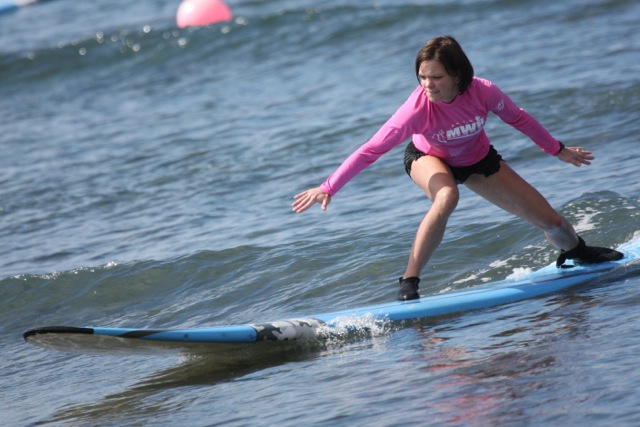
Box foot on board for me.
[556,236,624,268]
[397,276,420,301]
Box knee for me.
[432,186,459,215]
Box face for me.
[418,60,459,103]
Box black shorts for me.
[404,141,503,184]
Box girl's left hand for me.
[557,146,594,167]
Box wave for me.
[4,191,638,334]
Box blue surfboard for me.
[23,236,640,355]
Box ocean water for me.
[2,0,640,425]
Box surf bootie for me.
[556,236,623,268]
[397,276,420,301]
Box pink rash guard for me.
[319,77,562,196]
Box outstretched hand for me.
[292,188,331,213]
[557,146,594,167]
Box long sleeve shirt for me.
[319,77,562,196]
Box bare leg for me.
[463,161,579,251]
[403,155,459,278]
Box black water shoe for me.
[397,276,420,301]
[556,236,624,268]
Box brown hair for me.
[415,36,474,94]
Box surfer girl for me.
[293,36,622,300]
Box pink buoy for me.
[176,0,233,28]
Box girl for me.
[293,36,622,300]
